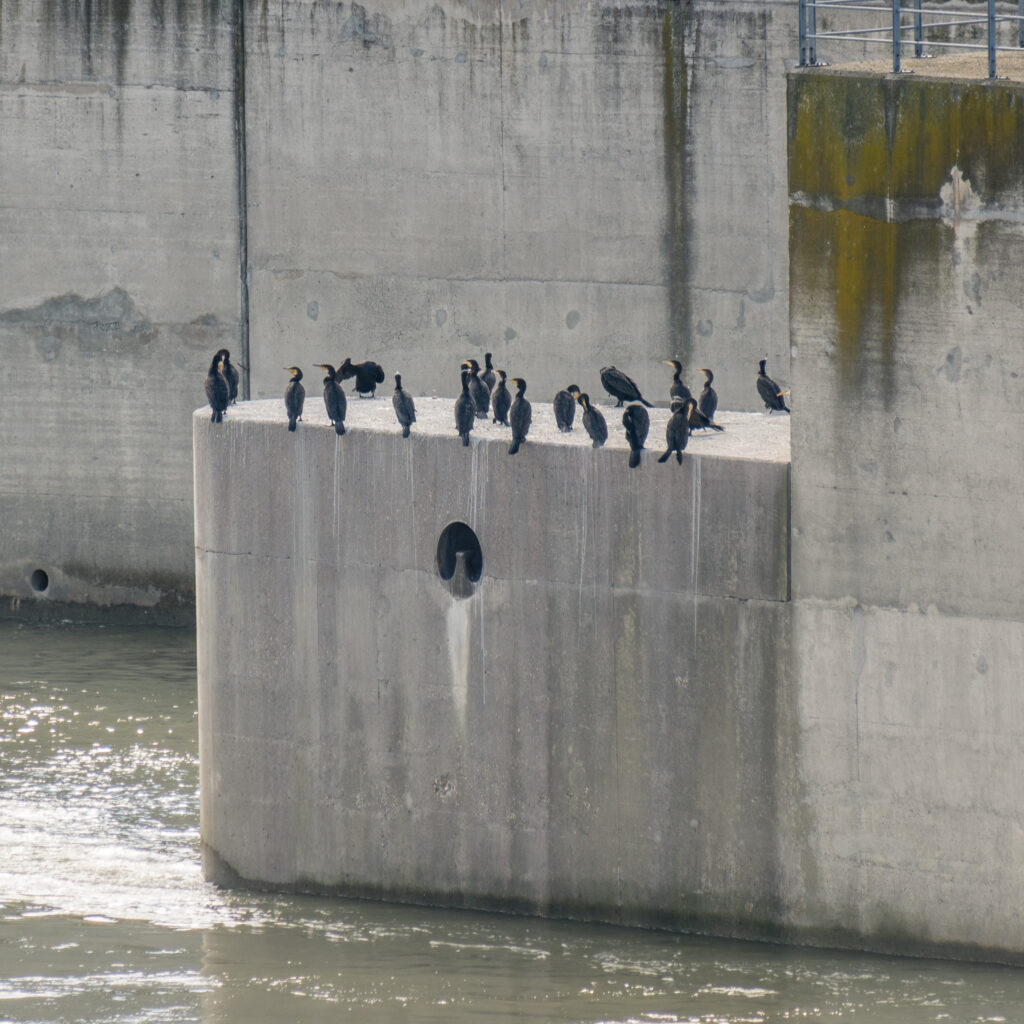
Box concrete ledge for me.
[195,397,791,933]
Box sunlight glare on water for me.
[1,621,1023,1024]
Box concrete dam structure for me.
[1,0,792,615]
[197,63,1024,964]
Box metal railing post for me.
[988,0,996,77]
[799,0,807,66]
[892,0,902,72]
[1019,0,1024,48]
[808,0,818,64]
[914,0,923,57]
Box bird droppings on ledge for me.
[198,397,791,464]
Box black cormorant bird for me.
[284,366,305,431]
[205,350,229,423]
[218,348,240,404]
[658,398,694,464]
[576,392,608,448]
[508,378,532,455]
[553,384,581,432]
[481,352,496,392]
[622,403,650,469]
[697,367,718,424]
[491,369,511,426]
[338,357,385,398]
[688,403,724,432]
[664,359,692,404]
[600,365,653,408]
[455,370,475,446]
[315,363,346,435]
[462,359,490,418]
[392,373,416,438]
[757,358,790,413]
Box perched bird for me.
[481,352,496,392]
[622,403,650,469]
[601,365,654,408]
[220,348,241,404]
[455,370,476,446]
[664,359,692,404]
[757,358,790,413]
[658,397,694,464]
[392,373,416,438]
[553,384,581,432]
[462,359,490,418]
[508,378,532,455]
[338,357,385,398]
[491,369,511,426]
[315,363,346,436]
[576,392,608,449]
[284,366,305,432]
[688,402,724,432]
[697,367,718,424]
[205,350,229,423]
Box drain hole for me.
[436,522,482,594]
[30,569,49,593]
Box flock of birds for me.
[205,348,790,468]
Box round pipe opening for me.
[29,569,50,593]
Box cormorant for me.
[757,358,790,413]
[491,369,511,426]
[481,352,496,393]
[392,373,416,438]
[664,359,692,404]
[553,384,581,432]
[315,363,346,435]
[658,398,694,464]
[205,350,229,423]
[219,348,240,404]
[284,366,305,431]
[455,370,475,446]
[462,359,490,418]
[622,403,650,469]
[338,357,386,398]
[697,367,718,424]
[508,378,532,455]
[576,392,608,448]
[688,402,724,432]
[600,365,654,408]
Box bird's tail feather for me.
[710,423,725,432]
[676,451,683,464]
[640,398,654,409]
[288,420,297,432]
[461,433,470,447]
[629,449,641,469]
[657,450,670,463]
[335,422,346,436]
[402,425,410,438]
[508,438,521,455]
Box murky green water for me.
[1,622,1022,1023]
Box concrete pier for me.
[196,398,792,935]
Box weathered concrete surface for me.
[0,1,242,615]
[244,0,793,413]
[784,69,1024,961]
[196,399,792,935]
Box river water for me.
[1,621,1022,1024]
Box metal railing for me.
[798,0,1024,77]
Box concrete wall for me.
[244,0,793,412]
[1,0,795,615]
[784,68,1024,961]
[195,401,793,935]
[0,0,242,616]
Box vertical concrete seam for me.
[234,0,251,398]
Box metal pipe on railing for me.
[799,0,807,65]
[1019,0,1024,47]
[914,0,923,57]
[988,0,996,76]
[809,0,818,64]
[892,0,902,71]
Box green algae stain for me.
[663,6,692,367]
[789,71,1024,408]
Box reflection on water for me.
[1,621,1023,1023]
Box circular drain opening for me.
[30,569,50,593]
[436,522,482,598]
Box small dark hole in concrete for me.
[436,522,482,588]
[30,569,49,593]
